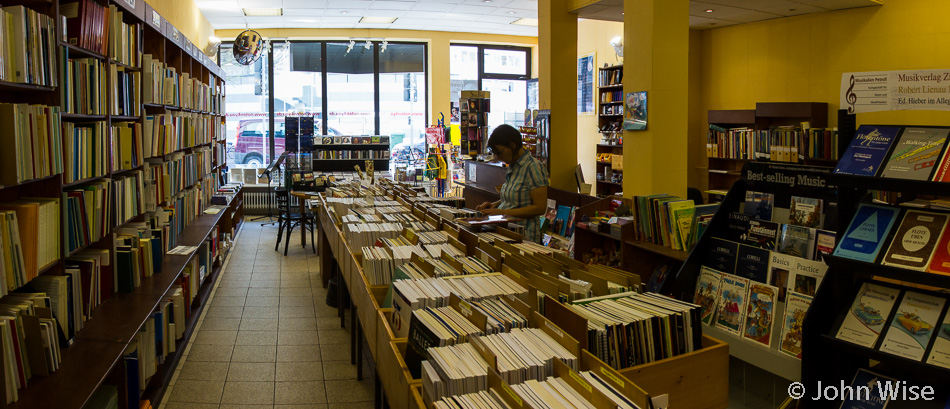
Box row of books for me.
[0,293,64,404]
[836,281,950,369]
[599,67,622,86]
[113,122,143,172]
[188,77,223,114]
[143,112,216,158]
[600,90,623,103]
[63,121,108,183]
[600,104,623,116]
[317,135,391,145]
[143,149,211,208]
[567,292,701,369]
[0,104,64,186]
[314,150,390,160]
[0,6,58,86]
[836,125,950,182]
[835,204,950,275]
[110,66,141,117]
[0,199,60,281]
[107,4,140,68]
[64,180,111,254]
[142,54,180,107]
[706,124,840,162]
[113,171,144,226]
[631,194,719,252]
[62,56,107,115]
[343,222,402,249]
[61,0,109,56]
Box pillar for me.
[429,37,451,126]
[539,0,578,191]
[622,0,690,197]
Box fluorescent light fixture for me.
[292,19,318,23]
[209,36,221,43]
[359,16,397,24]
[511,18,538,26]
[243,8,282,16]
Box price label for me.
[151,11,160,28]
[123,0,135,8]
[569,371,592,393]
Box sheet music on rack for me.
[344,223,402,249]
[567,292,702,370]
[341,213,381,223]
[476,232,520,245]
[416,231,450,245]
[424,243,465,258]
[362,246,426,285]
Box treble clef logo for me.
[846,74,858,113]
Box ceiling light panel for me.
[359,16,398,23]
[511,17,538,26]
[243,7,282,16]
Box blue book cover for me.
[555,205,571,236]
[736,244,770,283]
[703,238,739,273]
[838,368,895,409]
[835,125,902,176]
[834,204,899,262]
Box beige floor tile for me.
[274,404,328,409]
[324,379,373,403]
[206,306,244,319]
[280,264,311,273]
[245,296,281,307]
[248,288,282,297]
[237,330,279,345]
[187,344,234,362]
[219,405,273,409]
[220,273,253,281]
[277,345,322,362]
[214,288,250,297]
[314,317,339,331]
[231,345,278,362]
[252,271,281,280]
[279,295,313,307]
[274,381,326,405]
[218,280,251,289]
[194,330,238,345]
[225,265,256,273]
[178,361,230,381]
[164,402,220,409]
[313,305,339,318]
[222,381,275,405]
[167,379,225,403]
[275,361,323,382]
[321,360,357,380]
[227,362,277,382]
[318,347,351,362]
[241,318,280,331]
[317,329,349,345]
[250,279,281,288]
[201,318,242,331]
[211,296,247,307]
[279,272,309,281]
[279,306,315,318]
[244,306,280,319]
[279,317,318,331]
[277,330,319,346]
[280,278,312,288]
[329,402,375,409]
[280,288,313,297]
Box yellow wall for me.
[147,0,214,50]
[687,29,704,192]
[577,19,624,183]
[701,0,950,128]
[216,28,538,127]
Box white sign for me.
[841,69,950,114]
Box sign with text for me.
[842,69,950,114]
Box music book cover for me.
[742,218,780,250]
[787,257,828,298]
[927,223,950,276]
[838,368,897,409]
[882,210,948,271]
[778,224,816,260]
[834,204,900,263]
[815,229,837,262]
[768,251,795,303]
[789,196,823,229]
[780,292,812,359]
[925,309,950,369]
[744,191,774,221]
[724,212,751,243]
[835,125,902,177]
[836,282,901,348]
[703,238,739,274]
[736,244,770,283]
[742,283,778,348]
[881,126,950,181]
[879,291,946,361]
[715,274,750,336]
[694,267,723,325]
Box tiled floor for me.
[160,219,375,409]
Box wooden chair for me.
[274,188,316,255]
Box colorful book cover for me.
[667,200,695,251]
[879,291,947,361]
[703,238,739,274]
[736,244,770,283]
[925,310,950,369]
[742,283,778,347]
[787,257,828,298]
[927,223,950,276]
[695,267,723,325]
[835,282,901,348]
[789,196,823,229]
[715,274,750,336]
[815,229,837,262]
[742,219,780,250]
[838,368,897,409]
[554,205,571,236]
[768,251,795,303]
[835,125,902,177]
[744,191,774,221]
[833,204,900,263]
[778,224,816,260]
[882,210,948,271]
[881,126,950,181]
[780,292,812,359]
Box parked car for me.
[234,118,342,166]
[390,142,426,164]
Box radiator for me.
[243,187,300,215]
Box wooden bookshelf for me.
[596,65,623,198]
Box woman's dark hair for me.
[487,124,523,152]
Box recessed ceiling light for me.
[359,16,397,24]
[293,19,317,23]
[483,0,492,2]
[511,18,538,26]
[243,7,282,16]
[705,9,713,12]
[507,11,516,14]
[340,10,348,14]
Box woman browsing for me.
[475,125,549,243]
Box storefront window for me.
[380,43,427,165]
[449,44,531,129]
[274,42,324,161]
[221,42,270,169]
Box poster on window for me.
[578,53,595,114]
[841,69,950,114]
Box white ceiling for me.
[198,0,882,36]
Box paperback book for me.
[715,274,750,336]
[838,368,897,409]
[780,292,812,359]
[834,204,900,263]
[744,191,775,221]
[814,229,837,262]
[789,196,823,229]
[724,212,751,243]
[695,267,724,325]
[835,125,902,177]
[768,252,796,302]
[742,283,778,347]
[736,244,770,283]
[778,224,816,260]
[743,219,780,250]
[703,238,739,274]
[881,210,948,271]
[927,226,950,276]
[878,291,946,361]
[881,126,950,181]
[836,282,901,348]
[925,310,950,368]
[787,257,828,298]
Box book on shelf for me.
[878,290,946,361]
[0,104,64,186]
[833,204,900,263]
[60,0,108,55]
[880,126,950,181]
[695,267,723,325]
[779,292,812,359]
[142,54,165,105]
[742,283,778,348]
[926,311,950,368]
[835,282,901,348]
[112,171,144,226]
[881,210,947,271]
[64,180,110,254]
[0,210,28,294]
[0,5,58,86]
[744,191,774,220]
[835,125,902,177]
[838,368,897,409]
[703,237,738,273]
[110,65,141,117]
[777,224,816,260]
[735,244,770,283]
[62,57,107,115]
[788,196,823,229]
[0,198,60,281]
[107,4,140,67]
[112,122,143,171]
[714,274,750,336]
[62,121,108,183]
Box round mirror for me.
[232,30,264,65]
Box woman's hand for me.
[475,201,497,211]
[481,208,507,216]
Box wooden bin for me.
[617,335,729,409]
[410,384,426,409]
[377,339,418,409]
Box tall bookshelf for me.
[0,0,237,407]
[596,64,623,197]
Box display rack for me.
[459,90,490,158]
[595,143,623,197]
